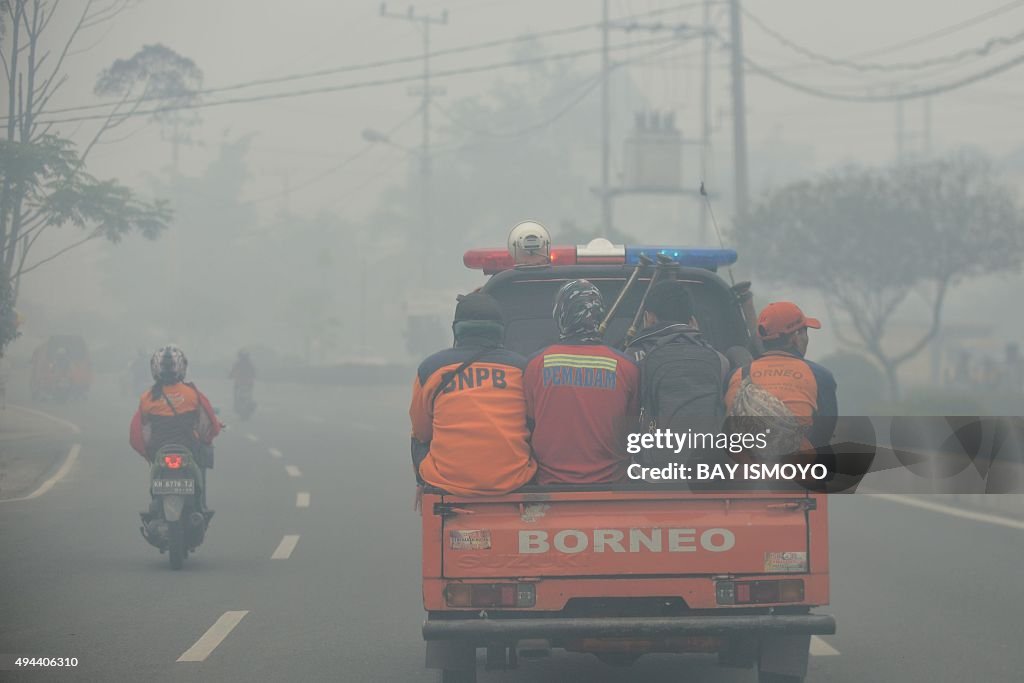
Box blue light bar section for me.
[625,246,738,271]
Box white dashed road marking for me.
[285,465,302,478]
[296,492,311,508]
[810,636,840,656]
[245,433,259,443]
[271,534,300,559]
[177,610,249,662]
[268,448,283,459]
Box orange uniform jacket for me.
[410,346,536,496]
[725,350,838,448]
[130,382,221,461]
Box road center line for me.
[268,448,282,459]
[285,465,302,478]
[868,493,1024,531]
[271,534,300,559]
[2,443,81,503]
[245,433,259,442]
[296,492,311,508]
[810,636,840,656]
[176,610,249,662]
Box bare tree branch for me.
[33,0,91,110]
[14,229,100,279]
[67,19,116,57]
[890,278,950,367]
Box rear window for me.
[484,272,747,357]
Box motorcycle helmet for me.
[507,220,551,265]
[151,345,188,384]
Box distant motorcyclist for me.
[230,350,256,387]
[230,350,257,418]
[130,345,221,509]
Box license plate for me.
[152,479,195,495]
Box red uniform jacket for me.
[524,342,640,485]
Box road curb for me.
[6,404,82,434]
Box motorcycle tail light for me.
[163,454,184,469]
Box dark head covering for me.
[454,292,503,323]
[452,292,504,347]
[553,279,605,342]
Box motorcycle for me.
[140,444,213,569]
[233,381,257,421]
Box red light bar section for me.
[464,247,579,274]
[463,248,512,274]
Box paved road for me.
[1,376,1021,682]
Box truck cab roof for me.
[479,263,751,358]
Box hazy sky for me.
[41,0,1024,218]
[11,0,1024,362]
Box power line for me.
[432,39,685,138]
[743,50,1024,102]
[8,2,712,122]
[434,75,603,138]
[743,8,1024,73]
[848,0,1024,60]
[32,37,676,126]
[242,107,422,205]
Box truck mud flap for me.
[423,614,835,641]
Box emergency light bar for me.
[464,239,737,274]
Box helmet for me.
[507,220,551,265]
[151,345,187,383]
[553,279,605,341]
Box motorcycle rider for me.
[130,345,221,511]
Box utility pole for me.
[728,0,749,218]
[699,0,713,243]
[380,3,448,280]
[601,0,612,233]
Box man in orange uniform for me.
[410,293,537,496]
[726,302,837,449]
[130,345,222,510]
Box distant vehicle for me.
[419,239,834,683]
[30,335,92,402]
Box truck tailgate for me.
[439,490,812,579]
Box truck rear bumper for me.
[423,614,836,641]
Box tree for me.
[734,153,1024,399]
[0,0,200,353]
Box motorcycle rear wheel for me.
[168,521,185,570]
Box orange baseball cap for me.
[757,302,821,340]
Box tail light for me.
[446,583,535,608]
[716,579,804,605]
[163,454,184,469]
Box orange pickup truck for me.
[419,243,835,683]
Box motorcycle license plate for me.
[152,479,195,495]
